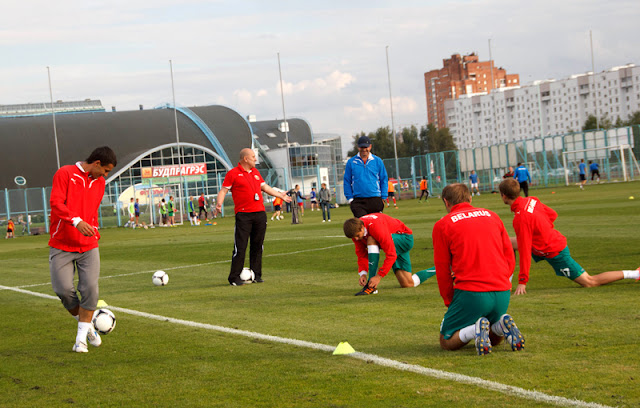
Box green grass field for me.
[1,182,639,407]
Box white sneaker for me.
[87,327,102,347]
[73,341,88,353]
[322,220,326,222]
[328,219,331,222]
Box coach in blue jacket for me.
[343,135,388,217]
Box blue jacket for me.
[513,166,531,183]
[343,153,388,200]
[469,173,478,184]
[589,162,599,171]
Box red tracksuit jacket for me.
[510,196,567,284]
[49,163,105,253]
[432,202,514,307]
[352,213,412,277]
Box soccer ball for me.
[152,270,169,286]
[92,308,116,335]
[239,267,255,282]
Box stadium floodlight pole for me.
[46,66,61,169]
[590,30,599,130]
[169,59,184,224]
[385,46,400,182]
[277,52,293,190]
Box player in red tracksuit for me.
[343,213,435,295]
[499,178,639,295]
[433,183,524,355]
[49,146,117,353]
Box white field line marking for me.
[0,284,614,408]
[8,242,352,289]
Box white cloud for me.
[280,70,354,96]
[345,97,418,121]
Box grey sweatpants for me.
[49,247,100,311]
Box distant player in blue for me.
[469,170,480,196]
[309,187,318,212]
[589,160,600,183]
[513,163,531,197]
[578,159,587,190]
[134,198,140,226]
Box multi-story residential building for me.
[445,64,640,149]
[424,53,519,129]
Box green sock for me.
[368,252,380,280]
[415,267,436,283]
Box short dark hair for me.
[343,218,364,238]
[441,183,471,206]
[499,178,520,199]
[86,146,117,167]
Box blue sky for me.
[1,0,638,152]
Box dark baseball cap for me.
[357,136,371,148]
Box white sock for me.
[459,324,476,343]
[76,322,92,345]
[623,270,640,279]
[491,321,504,337]
[411,274,421,287]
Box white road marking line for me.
[8,243,353,289]
[0,284,613,408]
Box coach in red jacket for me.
[433,183,524,355]
[216,148,291,286]
[49,146,117,353]
[499,178,639,295]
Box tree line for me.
[346,124,457,159]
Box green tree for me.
[624,111,640,126]
[398,125,420,157]
[582,114,613,131]
[419,124,457,153]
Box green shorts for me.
[532,246,585,280]
[391,233,413,273]
[440,290,511,340]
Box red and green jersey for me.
[510,196,567,284]
[432,202,514,307]
[352,213,412,277]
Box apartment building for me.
[444,64,640,149]
[424,53,519,129]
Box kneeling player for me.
[343,214,435,295]
[433,183,524,355]
[499,178,639,295]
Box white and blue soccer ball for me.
[92,308,116,335]
[152,270,169,286]
[239,267,255,283]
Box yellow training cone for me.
[332,342,356,355]
[96,299,108,308]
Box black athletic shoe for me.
[230,279,245,286]
[253,278,264,283]
[355,284,378,296]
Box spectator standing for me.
[318,183,332,222]
[48,146,117,353]
[343,135,388,217]
[513,163,531,197]
[216,148,291,286]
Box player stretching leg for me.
[343,215,435,296]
